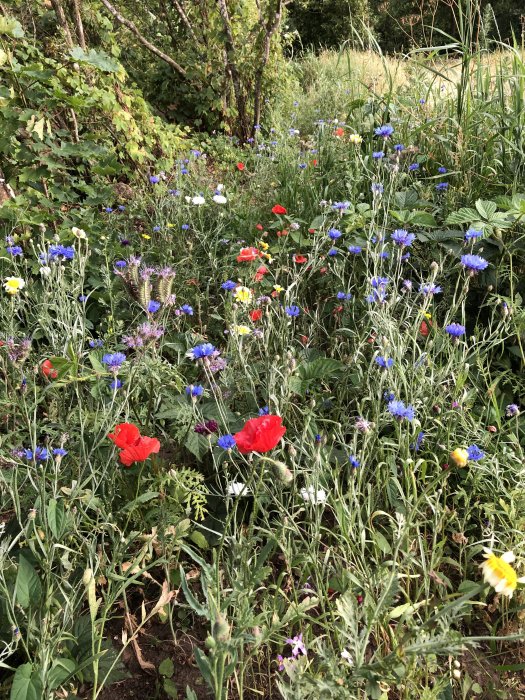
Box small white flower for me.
[72,226,87,239]
[213,195,227,204]
[226,481,250,497]
[185,196,191,203]
[192,195,205,205]
[300,485,327,504]
[40,267,51,277]
[216,183,224,191]
[341,649,353,665]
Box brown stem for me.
[50,0,75,48]
[70,0,87,50]
[253,0,284,136]
[99,0,187,77]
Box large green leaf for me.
[47,498,66,539]
[445,208,478,225]
[10,664,43,700]
[15,553,42,609]
[69,47,121,73]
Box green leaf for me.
[410,211,438,227]
[297,357,344,382]
[10,664,43,700]
[445,208,478,225]
[121,492,160,512]
[47,498,66,539]
[48,658,77,690]
[69,47,121,73]
[158,658,174,677]
[163,677,179,698]
[475,199,497,220]
[189,530,209,550]
[179,565,208,618]
[394,190,419,210]
[184,432,209,462]
[0,17,25,38]
[16,553,42,608]
[373,531,391,554]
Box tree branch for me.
[50,0,75,48]
[70,0,87,50]
[99,0,187,77]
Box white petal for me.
[501,551,516,563]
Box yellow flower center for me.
[485,554,517,589]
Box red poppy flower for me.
[311,159,318,166]
[250,309,263,322]
[419,319,431,337]
[300,335,309,345]
[334,127,344,137]
[119,436,160,467]
[255,223,264,231]
[308,228,315,234]
[293,254,307,264]
[233,415,286,454]
[277,229,288,238]
[319,267,328,275]
[237,247,260,263]
[108,422,141,449]
[41,359,58,380]
[271,204,287,215]
[236,162,245,171]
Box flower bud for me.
[212,613,230,643]
[83,568,94,586]
[272,461,293,484]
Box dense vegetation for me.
[1,2,525,699]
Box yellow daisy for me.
[450,448,469,467]
[349,133,363,145]
[258,240,269,251]
[233,286,252,304]
[481,549,525,598]
[232,325,251,336]
[273,284,284,294]
[3,277,25,295]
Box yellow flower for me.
[3,277,25,295]
[142,234,151,240]
[273,284,284,294]
[167,223,175,229]
[423,311,432,319]
[258,240,269,251]
[480,549,525,598]
[262,253,273,263]
[233,286,252,304]
[232,325,251,336]
[349,133,363,145]
[450,448,469,467]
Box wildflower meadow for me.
[1,2,525,698]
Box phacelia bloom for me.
[108,423,160,467]
[147,300,161,313]
[348,245,362,254]
[234,415,286,454]
[481,550,525,598]
[186,384,204,398]
[285,305,300,317]
[371,183,384,195]
[234,286,252,304]
[461,254,488,272]
[349,133,362,144]
[7,245,23,256]
[445,323,466,337]
[328,228,342,240]
[217,434,236,450]
[272,204,287,215]
[372,151,385,160]
[180,304,193,315]
[3,277,25,295]
[375,124,394,138]
[300,486,327,505]
[419,283,442,296]
[102,352,126,372]
[391,229,415,247]
[186,342,216,360]
[48,244,75,261]
[375,356,393,369]
[450,448,469,467]
[349,456,360,468]
[465,228,483,241]
[467,444,485,461]
[221,280,237,290]
[435,182,449,191]
[237,247,260,263]
[505,404,520,417]
[24,446,49,461]
[387,400,415,421]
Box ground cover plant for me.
[1,4,525,699]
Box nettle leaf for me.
[475,199,497,220]
[10,664,43,700]
[394,190,419,210]
[184,431,209,462]
[445,208,478,225]
[297,357,345,382]
[69,47,120,73]
[15,553,42,608]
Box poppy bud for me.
[212,613,230,643]
[271,460,293,484]
[41,359,58,379]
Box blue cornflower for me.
[445,323,466,337]
[366,289,388,304]
[465,229,483,241]
[187,343,216,360]
[349,456,360,468]
[147,300,161,313]
[461,254,488,272]
[298,163,307,169]
[6,245,23,256]
[391,229,415,247]
[438,166,447,174]
[379,251,390,259]
[102,352,126,371]
[182,224,190,230]
[221,280,237,291]
[371,276,389,288]
[384,390,395,402]
[149,175,160,184]
[181,168,189,175]
[109,378,122,390]
[401,252,410,261]
[48,244,75,261]
[328,248,338,256]
[314,434,322,443]
[114,260,127,268]
[180,304,193,315]
[217,434,236,450]
[169,189,180,196]
[374,124,394,138]
[285,305,300,317]
[371,182,384,196]
[394,144,405,152]
[332,201,351,212]
[24,446,49,461]
[78,295,88,302]
[435,182,449,191]
[467,444,485,461]
[153,225,161,232]
[408,163,420,171]
[328,228,342,240]
[411,431,425,452]
[186,384,204,398]
[259,406,270,415]
[372,151,385,160]
[375,356,394,369]
[419,283,442,296]
[348,245,362,254]
[336,292,352,300]
[52,448,68,457]
[419,98,426,104]
[89,339,103,348]
[104,207,114,213]
[118,205,126,211]
[387,400,415,421]
[506,403,520,417]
